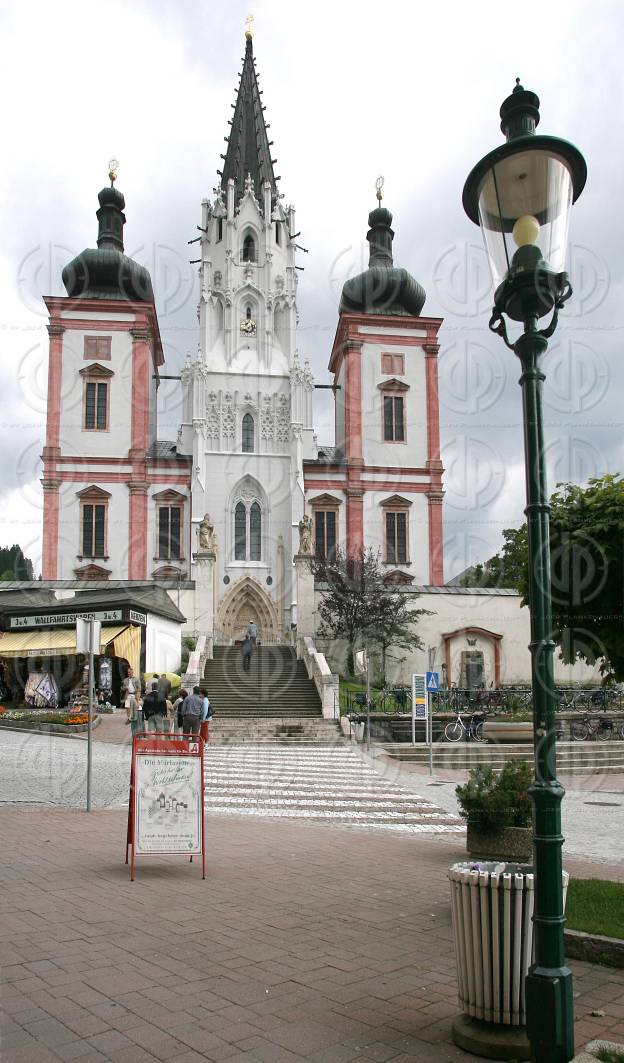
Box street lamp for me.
[463,81,587,1063]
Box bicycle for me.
[570,715,615,741]
[444,711,486,743]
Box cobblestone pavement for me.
[2,807,624,1063]
[370,754,624,867]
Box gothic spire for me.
[220,30,278,205]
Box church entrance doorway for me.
[216,576,281,645]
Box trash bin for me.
[448,861,569,1027]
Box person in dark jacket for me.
[142,688,168,732]
[181,686,204,735]
[241,636,253,673]
[157,674,172,700]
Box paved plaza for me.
[1,723,624,1061]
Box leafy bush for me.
[456,760,533,833]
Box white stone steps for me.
[200,743,463,834]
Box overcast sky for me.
[1,0,622,578]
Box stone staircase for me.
[203,743,464,833]
[380,740,624,775]
[208,717,341,746]
[203,645,323,720]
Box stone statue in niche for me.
[298,514,313,555]
[198,514,217,552]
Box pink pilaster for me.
[41,479,60,579]
[128,482,148,580]
[130,327,150,457]
[45,323,65,452]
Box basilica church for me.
[35,30,594,691]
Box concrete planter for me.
[483,721,534,743]
[467,824,533,862]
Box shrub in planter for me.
[456,761,533,859]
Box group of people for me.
[121,669,213,737]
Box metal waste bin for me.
[448,861,569,1027]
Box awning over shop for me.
[0,624,135,664]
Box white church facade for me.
[36,31,597,691]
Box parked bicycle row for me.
[340,685,624,716]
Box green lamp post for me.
[463,81,587,1063]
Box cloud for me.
[1,0,623,577]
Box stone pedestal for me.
[193,551,216,638]
[294,552,314,640]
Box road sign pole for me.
[87,646,94,812]
[411,674,416,746]
[428,688,433,776]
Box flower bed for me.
[0,707,97,733]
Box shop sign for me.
[129,610,147,625]
[10,610,122,629]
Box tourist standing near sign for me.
[172,689,187,734]
[157,674,172,700]
[121,668,138,725]
[181,686,204,735]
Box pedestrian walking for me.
[241,635,253,673]
[181,686,204,735]
[142,687,168,732]
[121,667,138,725]
[246,621,258,646]
[172,689,188,734]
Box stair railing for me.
[299,636,340,720]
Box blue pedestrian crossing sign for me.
[426,671,439,693]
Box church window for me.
[381,352,404,374]
[242,233,256,262]
[314,510,337,562]
[385,510,408,565]
[275,221,281,246]
[233,499,263,562]
[158,506,181,560]
[82,503,106,558]
[84,380,108,431]
[234,502,247,560]
[217,218,223,242]
[84,336,111,360]
[250,502,262,561]
[242,413,254,452]
[383,394,405,442]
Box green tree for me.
[0,545,34,581]
[463,476,624,680]
[315,548,430,679]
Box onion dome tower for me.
[62,161,154,302]
[339,201,426,317]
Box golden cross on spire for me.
[245,13,254,38]
[375,175,384,204]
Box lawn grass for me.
[566,878,624,940]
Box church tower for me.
[179,28,315,643]
[304,199,445,585]
[41,166,191,583]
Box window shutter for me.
[326,511,336,560]
[394,397,404,441]
[235,502,246,560]
[396,512,407,563]
[314,511,325,559]
[170,508,181,560]
[82,505,93,556]
[386,512,396,563]
[383,396,394,441]
[85,383,96,429]
[94,505,105,557]
[158,507,169,559]
[96,383,107,430]
[250,502,261,561]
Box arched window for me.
[242,234,256,262]
[242,413,254,453]
[232,499,263,562]
[234,502,246,560]
[250,503,261,561]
